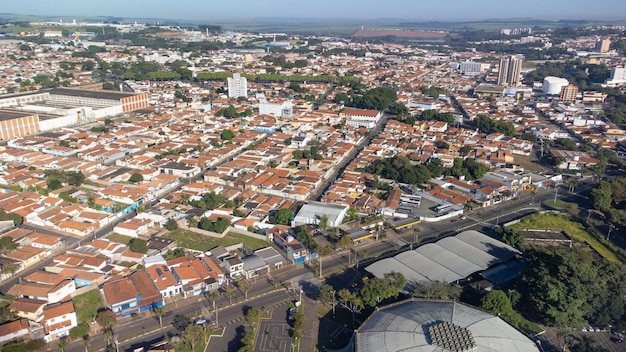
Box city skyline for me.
[3,0,626,22]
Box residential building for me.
[8,298,47,322]
[560,84,578,102]
[101,271,163,318]
[497,56,522,86]
[273,231,309,264]
[0,319,31,344]
[227,73,248,98]
[595,39,611,53]
[43,301,78,342]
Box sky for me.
[2,0,626,22]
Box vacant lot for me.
[166,230,269,252]
[509,213,621,263]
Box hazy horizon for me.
[2,0,626,23]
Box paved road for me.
[55,187,564,352]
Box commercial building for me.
[542,76,569,95]
[258,99,293,117]
[497,56,523,86]
[227,73,248,98]
[355,300,540,352]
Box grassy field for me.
[107,233,132,244]
[166,230,269,252]
[509,213,621,263]
[73,289,104,323]
[513,155,546,173]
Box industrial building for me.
[293,201,349,228]
[0,87,149,140]
[365,230,520,285]
[355,300,540,352]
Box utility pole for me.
[319,255,323,277]
[332,290,336,318]
[554,182,559,203]
[607,224,618,241]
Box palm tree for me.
[154,306,164,328]
[224,288,235,304]
[207,290,218,309]
[83,336,90,352]
[241,282,250,299]
[57,337,68,352]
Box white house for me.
[43,301,78,342]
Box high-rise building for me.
[227,73,247,98]
[595,39,611,53]
[497,56,523,86]
[559,84,578,102]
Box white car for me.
[195,318,207,325]
[460,215,467,220]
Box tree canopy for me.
[473,115,516,136]
[517,246,626,330]
[590,177,626,227]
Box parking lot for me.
[255,310,294,352]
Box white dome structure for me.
[356,300,540,352]
[542,76,569,95]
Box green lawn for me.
[509,213,621,263]
[543,199,573,209]
[166,230,269,251]
[73,289,103,323]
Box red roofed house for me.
[101,271,163,318]
[0,319,31,344]
[43,301,77,342]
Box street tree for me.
[182,324,206,351]
[241,282,250,299]
[69,323,90,341]
[224,288,235,303]
[207,290,219,309]
[319,284,335,306]
[337,289,363,327]
[96,309,117,334]
[338,235,351,249]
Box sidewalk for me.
[300,296,319,352]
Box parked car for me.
[194,317,207,325]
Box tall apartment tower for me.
[595,39,611,53]
[497,56,523,86]
[227,73,248,98]
[559,84,579,102]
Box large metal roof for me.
[356,300,540,352]
[365,230,520,284]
